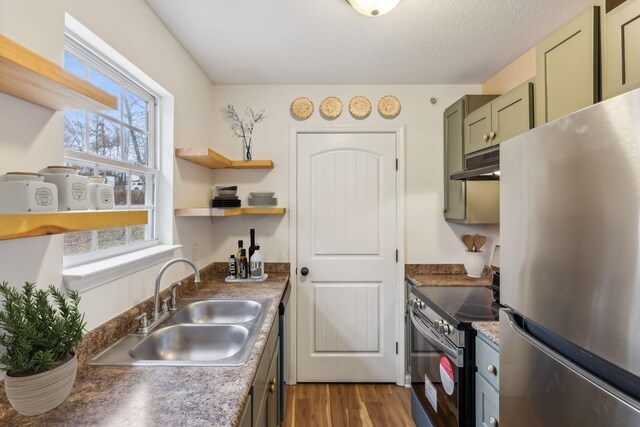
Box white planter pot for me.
[4,353,77,416]
[464,251,485,278]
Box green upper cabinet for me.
[490,82,534,146]
[464,104,492,155]
[604,0,640,98]
[464,82,534,156]
[443,95,497,222]
[536,5,601,125]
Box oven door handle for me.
[410,309,460,362]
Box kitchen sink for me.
[88,298,269,367]
[130,324,249,362]
[172,299,262,324]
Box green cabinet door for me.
[604,0,640,98]
[536,6,601,125]
[490,82,534,146]
[443,99,466,221]
[464,103,492,155]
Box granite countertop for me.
[405,264,493,287]
[472,321,500,346]
[0,272,289,426]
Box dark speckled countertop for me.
[472,321,500,346]
[0,271,289,426]
[405,264,493,287]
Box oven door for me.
[409,308,462,427]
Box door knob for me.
[300,267,309,276]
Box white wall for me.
[0,0,217,330]
[0,0,496,336]
[204,85,492,265]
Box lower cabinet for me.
[238,320,281,427]
[475,334,499,427]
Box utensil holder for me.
[464,251,485,278]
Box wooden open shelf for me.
[175,148,274,169]
[175,207,286,217]
[0,210,148,241]
[0,35,118,111]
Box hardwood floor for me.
[284,383,416,427]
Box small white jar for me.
[88,176,114,210]
[463,251,485,278]
[0,172,59,213]
[40,166,89,211]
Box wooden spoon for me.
[461,234,474,252]
[473,234,487,252]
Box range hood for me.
[450,149,500,180]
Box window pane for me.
[124,129,148,166]
[129,224,148,243]
[64,111,86,150]
[64,231,93,256]
[89,68,120,119]
[64,52,87,79]
[90,114,121,160]
[131,174,155,207]
[99,168,128,206]
[123,90,148,131]
[97,227,126,250]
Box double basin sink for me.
[89,298,269,367]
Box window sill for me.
[63,244,181,293]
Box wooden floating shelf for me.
[175,148,274,169]
[175,207,286,217]
[0,210,148,241]
[0,35,118,111]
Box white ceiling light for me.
[347,0,401,17]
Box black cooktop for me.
[412,286,499,326]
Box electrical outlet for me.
[192,243,198,261]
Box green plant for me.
[0,282,86,375]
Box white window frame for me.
[61,13,179,292]
[62,35,160,268]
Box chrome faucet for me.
[137,258,201,334]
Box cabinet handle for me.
[489,131,496,139]
[487,364,497,375]
[442,208,448,214]
[482,134,489,141]
[269,378,276,393]
[489,416,498,426]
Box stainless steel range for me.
[408,285,498,427]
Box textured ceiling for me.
[146,0,594,84]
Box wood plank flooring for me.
[284,383,416,427]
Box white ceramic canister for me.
[0,172,59,213]
[88,176,114,210]
[40,166,89,211]
[463,251,485,278]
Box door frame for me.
[287,125,406,386]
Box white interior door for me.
[297,132,398,382]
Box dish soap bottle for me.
[239,249,249,279]
[250,245,264,279]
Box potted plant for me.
[0,282,85,416]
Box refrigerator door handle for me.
[409,309,460,363]
[505,312,640,410]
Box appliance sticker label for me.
[72,183,87,201]
[424,374,437,412]
[440,356,455,396]
[34,187,53,206]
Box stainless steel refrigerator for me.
[500,88,640,426]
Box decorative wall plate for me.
[290,97,314,120]
[320,96,343,119]
[349,96,372,119]
[378,95,401,118]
